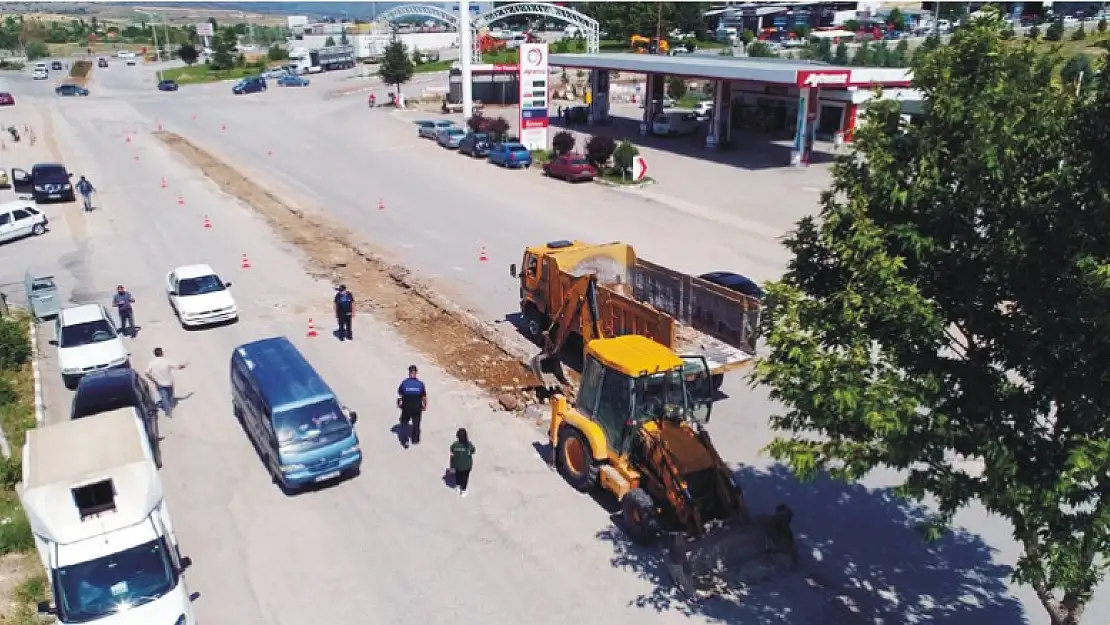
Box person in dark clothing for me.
[334,284,355,341]
[111,285,136,337]
[449,428,476,497]
[76,176,95,212]
[396,365,427,447]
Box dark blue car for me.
[458,132,491,157]
[277,74,310,87]
[157,79,178,91]
[699,272,764,300]
[55,84,89,97]
[488,142,532,169]
[232,76,267,95]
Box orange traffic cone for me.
[176,196,185,206]
[125,135,131,143]
[203,215,212,229]
[240,253,251,269]
[306,318,318,338]
[479,246,489,262]
[378,198,385,211]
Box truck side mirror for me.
[348,411,358,424]
[36,601,56,616]
[509,263,517,278]
[179,556,192,570]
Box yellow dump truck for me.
[510,240,760,388]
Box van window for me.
[274,400,351,450]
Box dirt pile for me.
[154,131,542,411]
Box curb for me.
[595,177,656,189]
[29,320,45,428]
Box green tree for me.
[210,27,237,70]
[378,39,414,92]
[833,40,849,65]
[177,43,198,65]
[843,19,860,32]
[886,7,906,31]
[1099,18,1108,33]
[576,2,710,41]
[1060,53,1092,90]
[666,75,687,100]
[850,40,872,66]
[339,29,348,45]
[612,140,639,176]
[324,35,336,47]
[1071,24,1087,40]
[872,41,890,67]
[267,44,288,62]
[1045,17,1064,41]
[754,14,1110,625]
[741,29,754,46]
[892,39,909,66]
[746,41,776,58]
[411,46,423,65]
[24,40,48,60]
[1027,23,1041,39]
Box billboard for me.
[195,22,213,37]
[517,43,549,151]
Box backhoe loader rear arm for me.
[539,274,604,359]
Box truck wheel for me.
[556,427,598,492]
[621,488,660,545]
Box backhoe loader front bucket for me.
[530,351,571,388]
[663,504,798,599]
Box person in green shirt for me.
[449,428,476,497]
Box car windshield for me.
[55,538,176,623]
[177,275,225,296]
[633,369,688,423]
[60,319,117,348]
[472,133,489,141]
[435,121,454,127]
[274,400,352,451]
[568,158,589,166]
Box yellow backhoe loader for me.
[532,273,797,598]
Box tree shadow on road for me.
[595,463,1028,625]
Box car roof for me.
[60,303,106,325]
[0,200,36,213]
[416,120,434,126]
[434,120,455,125]
[32,162,66,171]
[232,337,336,410]
[173,263,217,279]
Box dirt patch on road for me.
[153,131,541,411]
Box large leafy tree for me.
[574,2,709,40]
[753,13,1110,625]
[378,38,414,93]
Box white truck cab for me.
[17,411,196,624]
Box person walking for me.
[145,347,188,418]
[112,285,136,337]
[396,365,427,447]
[449,428,476,497]
[334,284,355,341]
[76,175,95,212]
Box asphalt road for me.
[1,59,1107,623]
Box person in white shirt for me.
[145,347,187,418]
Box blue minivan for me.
[230,337,361,492]
[232,76,266,95]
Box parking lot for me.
[0,57,1102,624]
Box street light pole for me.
[460,0,473,121]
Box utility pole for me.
[655,3,664,55]
[162,13,170,55]
[460,0,473,121]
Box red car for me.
[543,153,597,182]
[0,92,14,106]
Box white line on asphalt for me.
[452,266,464,272]
[399,243,415,249]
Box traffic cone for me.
[176,195,185,206]
[125,135,131,144]
[306,318,318,338]
[240,253,251,269]
[479,246,489,262]
[267,149,272,157]
[203,215,211,229]
[133,154,140,161]
[221,123,226,131]
[191,114,196,121]
[160,177,167,189]
[378,198,385,211]
[156,120,163,131]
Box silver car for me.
[416,119,455,139]
[435,127,466,149]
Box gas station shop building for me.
[547,52,920,165]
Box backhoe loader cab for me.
[546,335,797,598]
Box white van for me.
[0,200,49,243]
[32,63,48,80]
[18,411,195,624]
[653,111,700,137]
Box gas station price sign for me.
[517,43,550,150]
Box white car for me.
[0,200,49,243]
[693,101,714,119]
[652,111,700,137]
[166,264,238,327]
[116,50,134,58]
[55,304,130,390]
[32,68,48,80]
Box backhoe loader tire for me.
[621,488,660,545]
[556,427,599,492]
[523,307,549,342]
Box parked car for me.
[435,127,467,149]
[157,79,179,91]
[542,153,597,182]
[166,263,238,328]
[653,111,699,136]
[277,74,311,87]
[698,272,764,300]
[32,68,48,80]
[71,369,161,467]
[263,68,290,79]
[12,163,75,203]
[0,92,13,106]
[97,57,108,68]
[458,132,491,157]
[54,303,130,390]
[693,101,714,119]
[416,119,456,139]
[488,142,533,168]
[0,200,48,243]
[55,84,89,97]
[232,76,266,95]
[126,58,137,66]
[640,96,676,109]
[51,60,63,71]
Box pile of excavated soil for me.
[154,132,540,411]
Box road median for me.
[153,131,544,415]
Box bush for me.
[585,135,616,168]
[466,112,488,133]
[0,318,29,371]
[666,75,687,100]
[178,43,199,65]
[1000,28,1015,40]
[69,60,92,79]
[1099,18,1108,33]
[0,495,34,555]
[1044,19,1063,41]
[266,44,287,62]
[551,130,575,156]
[612,140,639,174]
[487,116,510,142]
[1027,24,1041,39]
[24,41,48,61]
[0,61,24,71]
[1072,24,1087,40]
